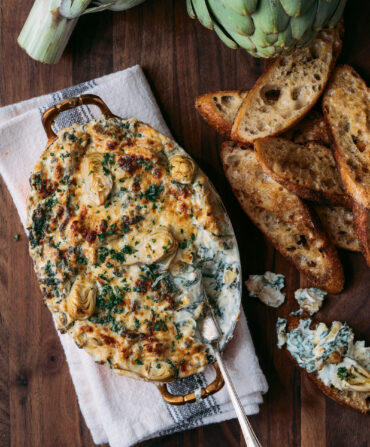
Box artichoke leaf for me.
[290,0,317,40]
[192,0,214,29]
[250,26,278,48]
[314,0,341,30]
[279,0,315,18]
[295,27,316,47]
[227,27,257,52]
[241,0,258,15]
[208,0,255,36]
[186,0,196,18]
[214,23,239,49]
[223,0,249,16]
[274,24,293,48]
[224,0,259,16]
[254,44,278,57]
[251,0,290,34]
[328,0,347,27]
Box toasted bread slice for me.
[195,90,248,138]
[314,205,360,252]
[221,142,344,293]
[284,317,370,414]
[231,28,342,144]
[353,202,370,266]
[323,65,370,208]
[195,92,331,145]
[255,137,352,208]
[284,111,331,146]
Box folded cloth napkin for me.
[0,65,268,447]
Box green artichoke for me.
[187,0,347,57]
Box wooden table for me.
[0,1,369,446]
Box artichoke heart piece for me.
[148,361,175,381]
[82,152,113,206]
[121,228,178,267]
[142,229,178,264]
[337,361,370,392]
[169,155,197,184]
[67,280,97,321]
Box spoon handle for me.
[214,349,262,447]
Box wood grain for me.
[0,1,369,446]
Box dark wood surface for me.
[0,1,369,446]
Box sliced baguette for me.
[284,111,331,146]
[353,202,370,266]
[314,205,361,252]
[231,28,342,143]
[323,65,370,208]
[254,137,352,208]
[221,142,344,293]
[195,90,248,138]
[284,317,370,414]
[195,92,330,145]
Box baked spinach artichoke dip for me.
[26,117,241,382]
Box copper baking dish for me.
[40,94,242,405]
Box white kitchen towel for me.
[0,65,268,447]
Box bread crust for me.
[255,137,352,209]
[231,28,342,144]
[323,65,370,209]
[353,201,370,266]
[285,317,370,414]
[195,90,248,138]
[221,142,344,293]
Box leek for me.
[17,0,146,64]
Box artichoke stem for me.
[17,0,79,64]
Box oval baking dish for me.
[26,94,242,405]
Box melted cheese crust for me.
[27,118,241,382]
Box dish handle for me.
[157,362,224,406]
[41,94,117,140]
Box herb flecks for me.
[144,184,163,202]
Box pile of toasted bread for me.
[196,26,369,294]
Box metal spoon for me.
[202,311,262,447]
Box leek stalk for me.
[17,0,146,64]
[18,0,79,64]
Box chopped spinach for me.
[337,367,352,380]
[144,184,163,202]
